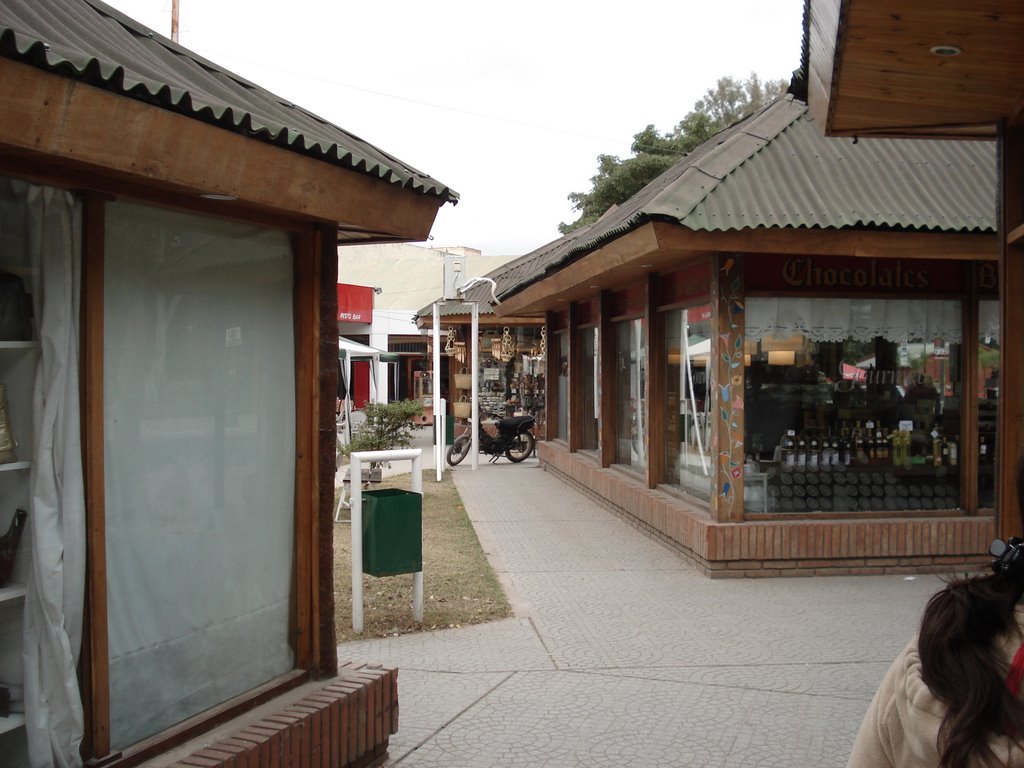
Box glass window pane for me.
[104,202,296,748]
[978,299,998,507]
[665,307,711,499]
[615,319,646,469]
[745,300,962,514]
[556,332,568,440]
[578,327,599,451]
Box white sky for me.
[106,1,805,256]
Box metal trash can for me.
[361,488,423,576]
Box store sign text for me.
[782,258,928,290]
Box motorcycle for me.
[446,411,536,466]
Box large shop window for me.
[615,319,646,469]
[979,300,998,508]
[665,307,711,499]
[104,202,296,747]
[744,297,962,514]
[578,327,599,451]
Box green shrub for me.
[341,400,424,461]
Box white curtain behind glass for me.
[746,297,963,344]
[103,202,295,749]
[20,183,86,768]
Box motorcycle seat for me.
[498,415,534,431]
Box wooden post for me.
[710,253,746,523]
[81,195,110,760]
[999,123,1024,539]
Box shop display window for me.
[615,319,646,469]
[578,327,599,451]
[744,297,963,514]
[664,307,712,499]
[978,300,998,507]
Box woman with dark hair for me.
[848,455,1024,768]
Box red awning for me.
[337,283,374,322]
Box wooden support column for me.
[710,253,746,523]
[646,274,666,489]
[82,195,111,761]
[292,230,317,669]
[598,291,615,468]
[999,123,1024,539]
[316,225,339,676]
[568,303,583,452]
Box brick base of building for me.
[146,662,397,768]
[540,442,993,578]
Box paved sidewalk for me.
[338,456,945,768]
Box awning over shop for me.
[338,338,399,443]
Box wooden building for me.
[495,92,999,577]
[804,0,1023,541]
[0,2,455,766]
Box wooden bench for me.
[334,465,383,522]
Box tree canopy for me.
[559,73,789,235]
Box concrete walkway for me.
[338,451,946,768]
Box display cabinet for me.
[0,261,35,762]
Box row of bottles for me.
[778,420,969,470]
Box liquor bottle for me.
[830,437,841,466]
[948,436,958,467]
[932,429,943,467]
[866,430,877,461]
[796,434,807,469]
[942,437,950,465]
[979,434,988,463]
[782,430,796,468]
[808,435,820,469]
[876,429,888,460]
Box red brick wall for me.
[164,662,397,768]
[539,442,993,577]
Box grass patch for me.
[334,470,511,643]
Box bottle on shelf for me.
[808,435,820,469]
[979,434,989,464]
[876,428,888,461]
[781,430,796,468]
[796,434,807,469]
[932,429,943,467]
[830,436,841,467]
[941,437,950,465]
[948,435,958,467]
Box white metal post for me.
[432,301,442,473]
[471,301,480,470]
[436,396,446,482]
[350,448,425,633]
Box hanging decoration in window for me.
[443,326,457,355]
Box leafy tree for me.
[560,73,789,234]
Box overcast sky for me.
[107,1,805,256]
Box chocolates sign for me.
[747,254,967,295]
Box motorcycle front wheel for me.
[505,430,535,463]
[446,435,472,466]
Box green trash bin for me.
[432,414,455,445]
[361,488,423,576]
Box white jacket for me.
[848,619,1024,768]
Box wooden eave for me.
[0,57,444,240]
[496,220,997,315]
[808,0,1024,139]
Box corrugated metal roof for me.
[498,95,995,301]
[0,0,458,203]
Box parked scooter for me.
[446,410,536,466]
